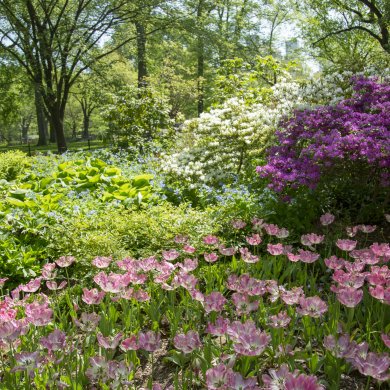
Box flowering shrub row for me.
[162,81,303,187]
[161,70,387,189]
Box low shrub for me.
[0,150,29,181]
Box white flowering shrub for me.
[161,80,303,187]
[301,67,390,106]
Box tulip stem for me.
[365,376,371,390]
[346,308,354,332]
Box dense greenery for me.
[0,1,389,389]
[1,0,389,150]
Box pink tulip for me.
[173,330,202,353]
[82,288,105,305]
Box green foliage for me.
[0,206,51,279]
[161,75,302,188]
[148,40,198,119]
[298,0,390,69]
[0,150,29,181]
[52,202,217,264]
[103,85,173,149]
[261,188,323,237]
[212,56,298,106]
[11,157,155,209]
[0,154,158,280]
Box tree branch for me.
[358,0,383,19]
[312,25,382,46]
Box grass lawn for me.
[0,139,106,154]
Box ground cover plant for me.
[0,153,160,280]
[0,149,237,283]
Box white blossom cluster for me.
[300,71,358,105]
[161,80,303,187]
[301,67,390,106]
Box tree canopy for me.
[0,0,388,151]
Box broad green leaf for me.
[132,174,153,188]
[9,189,28,200]
[6,197,26,207]
[104,167,121,176]
[88,174,101,183]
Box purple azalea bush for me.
[257,78,390,205]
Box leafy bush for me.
[0,154,160,280]
[9,157,155,209]
[28,201,219,279]
[103,85,173,149]
[0,150,29,181]
[0,206,52,279]
[258,77,390,222]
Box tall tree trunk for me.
[47,103,67,153]
[82,114,90,139]
[44,117,49,139]
[34,84,48,146]
[49,122,56,143]
[197,1,205,116]
[72,120,77,139]
[80,99,94,139]
[233,0,248,55]
[43,85,69,153]
[136,22,148,88]
[21,117,30,144]
[53,115,67,153]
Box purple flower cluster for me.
[324,334,390,381]
[257,78,390,192]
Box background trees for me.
[298,0,390,70]
[0,0,161,152]
[0,0,388,152]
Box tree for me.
[34,83,48,145]
[0,62,20,142]
[299,1,390,54]
[103,84,172,148]
[178,0,297,114]
[73,73,105,139]
[309,29,390,73]
[0,0,158,153]
[110,1,180,90]
[148,41,198,119]
[0,60,34,144]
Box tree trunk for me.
[47,104,67,153]
[54,117,67,153]
[72,120,77,139]
[49,122,56,143]
[197,1,205,116]
[44,117,49,139]
[42,83,69,153]
[136,22,148,88]
[197,41,204,116]
[34,84,48,146]
[82,114,90,139]
[21,117,30,144]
